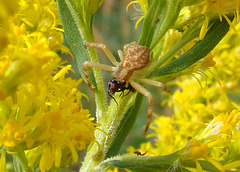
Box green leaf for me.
[139,0,184,48]
[104,151,189,172]
[105,94,144,159]
[13,156,23,172]
[152,17,231,78]
[150,0,184,50]
[86,0,104,16]
[56,0,93,82]
[12,149,32,172]
[104,152,222,172]
[56,0,104,89]
[56,0,107,113]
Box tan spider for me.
[83,42,170,136]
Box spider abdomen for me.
[122,45,149,72]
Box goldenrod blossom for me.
[192,0,239,39]
[126,0,148,29]
[195,110,240,144]
[180,110,240,171]
[201,0,239,37]
[0,0,99,171]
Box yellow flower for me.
[0,0,67,99]
[183,140,209,160]
[202,0,239,18]
[178,0,239,39]
[148,115,187,155]
[126,0,148,29]
[0,0,100,171]
[200,0,239,38]
[180,110,240,171]
[200,0,239,39]
[156,29,182,59]
[27,81,98,171]
[0,0,18,26]
[0,63,99,171]
[194,110,240,143]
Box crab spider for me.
[83,42,170,137]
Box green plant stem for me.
[81,93,137,172]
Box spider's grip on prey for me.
[82,42,170,137]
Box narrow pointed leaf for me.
[57,0,107,114]
[56,0,102,86]
[152,17,231,77]
[104,153,222,171]
[139,0,183,48]
[104,152,187,172]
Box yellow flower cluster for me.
[188,0,239,39]
[128,0,239,40]
[0,0,98,171]
[128,21,240,172]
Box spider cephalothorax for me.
[83,42,170,136]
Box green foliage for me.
[104,153,222,172]
[56,0,107,114]
[56,0,94,80]
[139,0,184,48]
[152,17,231,78]
[105,94,144,159]
[56,0,232,171]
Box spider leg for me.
[117,50,124,61]
[85,42,119,66]
[134,76,170,92]
[130,80,153,137]
[82,61,116,90]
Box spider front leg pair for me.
[82,42,170,137]
[82,42,118,90]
